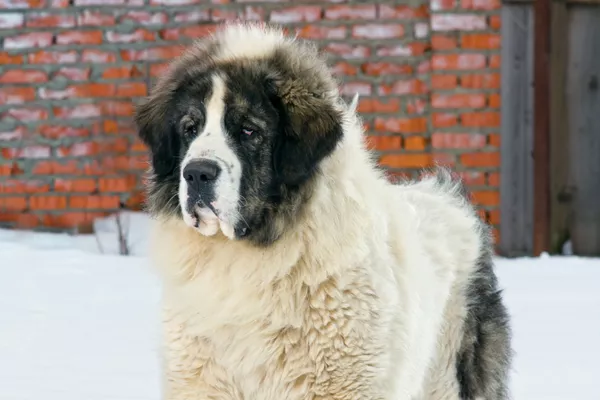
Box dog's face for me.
[135,25,344,246]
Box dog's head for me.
[135,23,344,246]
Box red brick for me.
[378,80,426,96]
[432,74,457,90]
[38,125,90,139]
[462,112,500,127]
[432,133,486,149]
[339,82,372,96]
[331,62,358,76]
[211,7,263,21]
[56,30,103,45]
[432,54,486,70]
[458,171,486,186]
[490,15,501,30]
[406,99,427,115]
[365,135,402,151]
[174,9,210,22]
[0,0,45,8]
[352,24,404,39]
[0,127,26,141]
[101,101,135,117]
[460,152,500,167]
[77,10,116,26]
[149,63,169,77]
[102,65,144,79]
[357,98,401,113]
[471,191,499,206]
[106,29,155,43]
[150,0,198,3]
[5,107,48,122]
[0,87,35,104]
[324,43,370,59]
[379,4,428,19]
[374,117,427,134]
[2,146,51,159]
[75,0,143,4]
[361,62,412,76]
[270,6,321,23]
[0,180,49,194]
[96,120,135,136]
[462,0,501,10]
[0,13,24,29]
[0,70,47,84]
[0,197,27,212]
[82,50,117,63]
[0,52,23,64]
[4,32,53,49]
[489,54,501,68]
[160,25,217,41]
[380,154,433,169]
[30,196,67,210]
[432,93,486,109]
[99,176,137,193]
[431,0,456,10]
[26,12,75,27]
[53,104,102,119]
[29,50,78,64]
[488,209,500,224]
[32,160,79,175]
[376,45,412,57]
[70,195,120,210]
[432,14,487,31]
[488,133,501,147]
[461,73,500,89]
[489,94,501,108]
[119,11,168,25]
[121,46,184,61]
[432,35,457,50]
[488,172,500,186]
[54,67,91,81]
[296,25,346,39]
[462,33,501,49]
[41,83,117,100]
[433,113,458,128]
[325,5,375,20]
[32,160,80,175]
[55,178,97,193]
[404,136,427,150]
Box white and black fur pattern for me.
[135,22,512,400]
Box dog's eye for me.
[185,125,197,137]
[241,127,254,137]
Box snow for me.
[0,212,599,399]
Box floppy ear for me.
[272,81,343,186]
[134,92,180,179]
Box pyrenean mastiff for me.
[134,22,512,400]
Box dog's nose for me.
[183,160,221,193]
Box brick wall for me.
[0,0,501,240]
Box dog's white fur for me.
[149,24,485,400]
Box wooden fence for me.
[500,0,600,257]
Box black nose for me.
[183,160,221,193]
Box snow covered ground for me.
[0,212,599,400]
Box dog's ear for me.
[271,79,343,186]
[134,89,180,179]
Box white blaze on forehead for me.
[180,73,243,240]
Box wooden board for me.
[499,5,535,256]
[566,7,600,256]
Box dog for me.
[134,22,512,400]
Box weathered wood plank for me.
[549,1,571,253]
[566,7,600,256]
[500,5,535,256]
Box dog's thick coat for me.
[135,23,512,400]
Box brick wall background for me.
[0,0,501,240]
